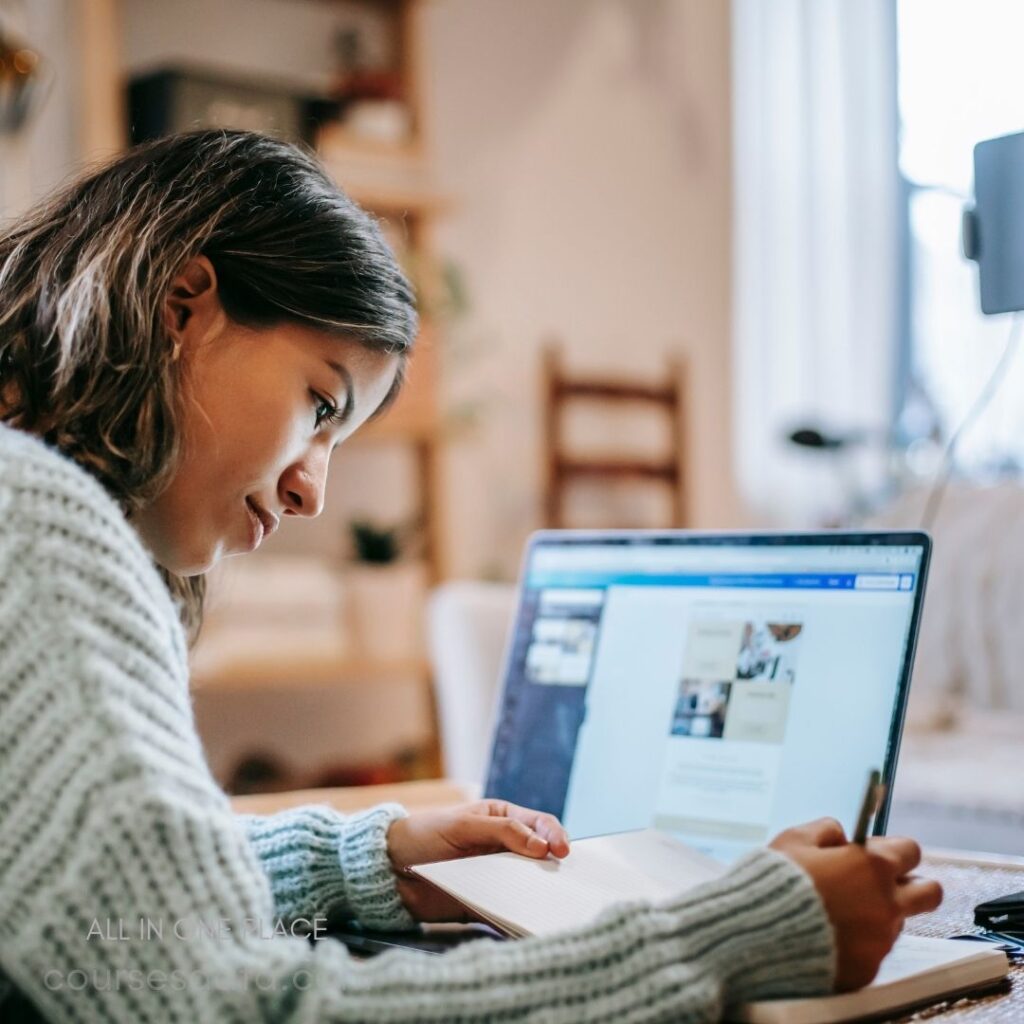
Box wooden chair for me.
[540,343,689,528]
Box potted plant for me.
[343,518,425,661]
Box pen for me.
[852,768,884,845]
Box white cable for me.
[921,311,1024,530]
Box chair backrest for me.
[540,342,689,528]
[426,581,518,784]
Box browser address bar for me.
[854,574,900,590]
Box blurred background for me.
[5,0,1024,852]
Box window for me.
[897,0,1024,471]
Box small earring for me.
[170,339,182,363]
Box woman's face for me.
[133,258,401,575]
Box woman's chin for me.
[164,541,227,577]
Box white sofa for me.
[426,581,517,784]
[868,483,1024,853]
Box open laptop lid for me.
[484,530,931,862]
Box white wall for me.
[116,0,746,578]
[424,0,746,579]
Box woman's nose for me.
[280,456,327,518]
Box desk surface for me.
[894,853,1023,1022]
[230,783,1020,1021]
[230,779,474,816]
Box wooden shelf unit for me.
[315,0,448,584]
[77,0,449,777]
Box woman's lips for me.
[244,498,264,551]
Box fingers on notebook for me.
[895,877,944,916]
[867,836,924,877]
[502,818,549,857]
[461,815,551,858]
[480,799,571,858]
[527,813,570,858]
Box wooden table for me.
[895,850,1023,1022]
[230,779,476,817]
[231,783,1021,1021]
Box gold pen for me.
[852,768,886,845]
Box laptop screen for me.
[484,532,930,863]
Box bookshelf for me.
[314,0,449,586]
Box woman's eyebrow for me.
[324,359,355,419]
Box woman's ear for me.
[164,255,220,338]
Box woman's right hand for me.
[770,818,943,992]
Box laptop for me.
[483,530,931,863]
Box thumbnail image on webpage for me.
[670,619,803,741]
[525,615,597,686]
[654,613,804,848]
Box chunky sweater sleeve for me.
[238,803,416,930]
[0,426,836,1022]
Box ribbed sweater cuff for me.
[338,801,417,931]
[667,847,836,1008]
[241,802,415,932]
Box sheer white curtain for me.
[732,0,900,524]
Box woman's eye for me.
[312,392,341,429]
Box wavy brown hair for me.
[0,130,417,642]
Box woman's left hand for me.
[386,799,571,922]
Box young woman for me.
[0,129,940,1023]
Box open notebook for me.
[411,830,1009,1023]
[412,828,724,937]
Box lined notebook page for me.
[732,935,1009,1024]
[872,933,996,983]
[412,829,726,938]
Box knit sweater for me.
[0,421,835,1023]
